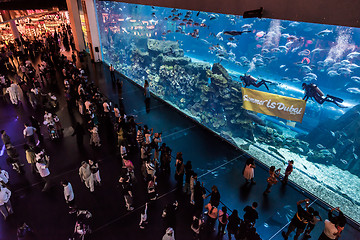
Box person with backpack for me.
[218,206,229,236]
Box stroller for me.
[47,124,59,140]
[70,210,92,240]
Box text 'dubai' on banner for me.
[241,88,306,123]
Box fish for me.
[298,49,310,56]
[271,48,280,52]
[209,14,217,20]
[240,143,251,150]
[351,76,360,83]
[280,65,286,68]
[268,147,286,160]
[348,63,360,70]
[327,70,340,77]
[340,59,351,66]
[241,24,252,29]
[281,33,290,39]
[332,148,337,155]
[179,22,185,26]
[149,19,158,25]
[316,144,325,149]
[340,159,348,165]
[223,30,251,36]
[278,46,287,52]
[305,73,317,80]
[244,111,265,126]
[316,29,333,36]
[346,51,360,59]
[171,8,177,12]
[311,48,325,54]
[196,11,200,16]
[289,22,300,27]
[338,68,352,75]
[347,87,360,94]
[301,65,312,73]
[227,42,237,48]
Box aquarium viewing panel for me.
[95,1,360,223]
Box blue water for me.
[95,1,360,222]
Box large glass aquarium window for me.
[95,1,360,222]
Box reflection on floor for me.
[0,52,359,240]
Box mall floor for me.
[0,52,359,240]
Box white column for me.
[81,0,102,62]
[66,0,86,52]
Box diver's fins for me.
[334,102,348,108]
[327,94,344,103]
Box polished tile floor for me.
[0,53,359,240]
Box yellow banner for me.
[241,88,306,123]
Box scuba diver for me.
[240,74,271,90]
[302,83,347,108]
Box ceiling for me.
[1,0,359,28]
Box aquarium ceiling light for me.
[243,7,263,19]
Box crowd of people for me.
[0,23,350,240]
